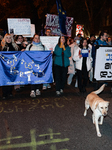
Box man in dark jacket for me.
[92,31,108,89]
[87,34,95,46]
[92,31,108,69]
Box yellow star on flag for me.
[59,9,61,12]
[62,12,65,15]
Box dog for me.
[84,84,109,137]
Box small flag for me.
[56,0,67,35]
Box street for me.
[0,82,112,150]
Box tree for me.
[33,0,57,19]
[84,0,107,33]
[0,0,35,30]
[0,0,108,35]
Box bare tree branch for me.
[84,0,91,22]
[94,0,106,20]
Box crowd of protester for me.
[0,29,111,99]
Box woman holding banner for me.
[1,33,18,99]
[26,34,47,97]
[53,36,71,96]
[15,35,26,51]
[14,35,27,92]
[73,38,92,93]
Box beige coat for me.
[68,43,78,74]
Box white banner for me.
[40,36,59,51]
[7,18,31,35]
[23,24,35,37]
[94,47,112,80]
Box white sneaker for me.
[60,89,63,93]
[30,90,36,98]
[36,89,41,95]
[42,86,47,90]
[47,84,51,89]
[56,91,61,96]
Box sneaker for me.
[60,89,63,94]
[36,89,41,95]
[30,90,36,98]
[42,86,47,90]
[47,84,51,89]
[56,91,61,96]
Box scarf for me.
[16,41,22,44]
[60,43,66,50]
[32,41,41,46]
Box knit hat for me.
[74,36,80,41]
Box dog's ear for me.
[95,101,99,109]
[106,101,110,106]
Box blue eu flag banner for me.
[0,51,53,86]
[56,0,67,35]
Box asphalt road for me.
[0,82,112,150]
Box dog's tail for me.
[92,84,106,95]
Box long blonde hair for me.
[1,33,18,50]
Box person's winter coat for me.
[68,43,77,74]
[26,42,47,51]
[73,46,92,71]
[53,44,71,67]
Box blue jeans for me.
[43,83,50,87]
[67,74,74,85]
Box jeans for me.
[43,83,50,87]
[67,74,74,85]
